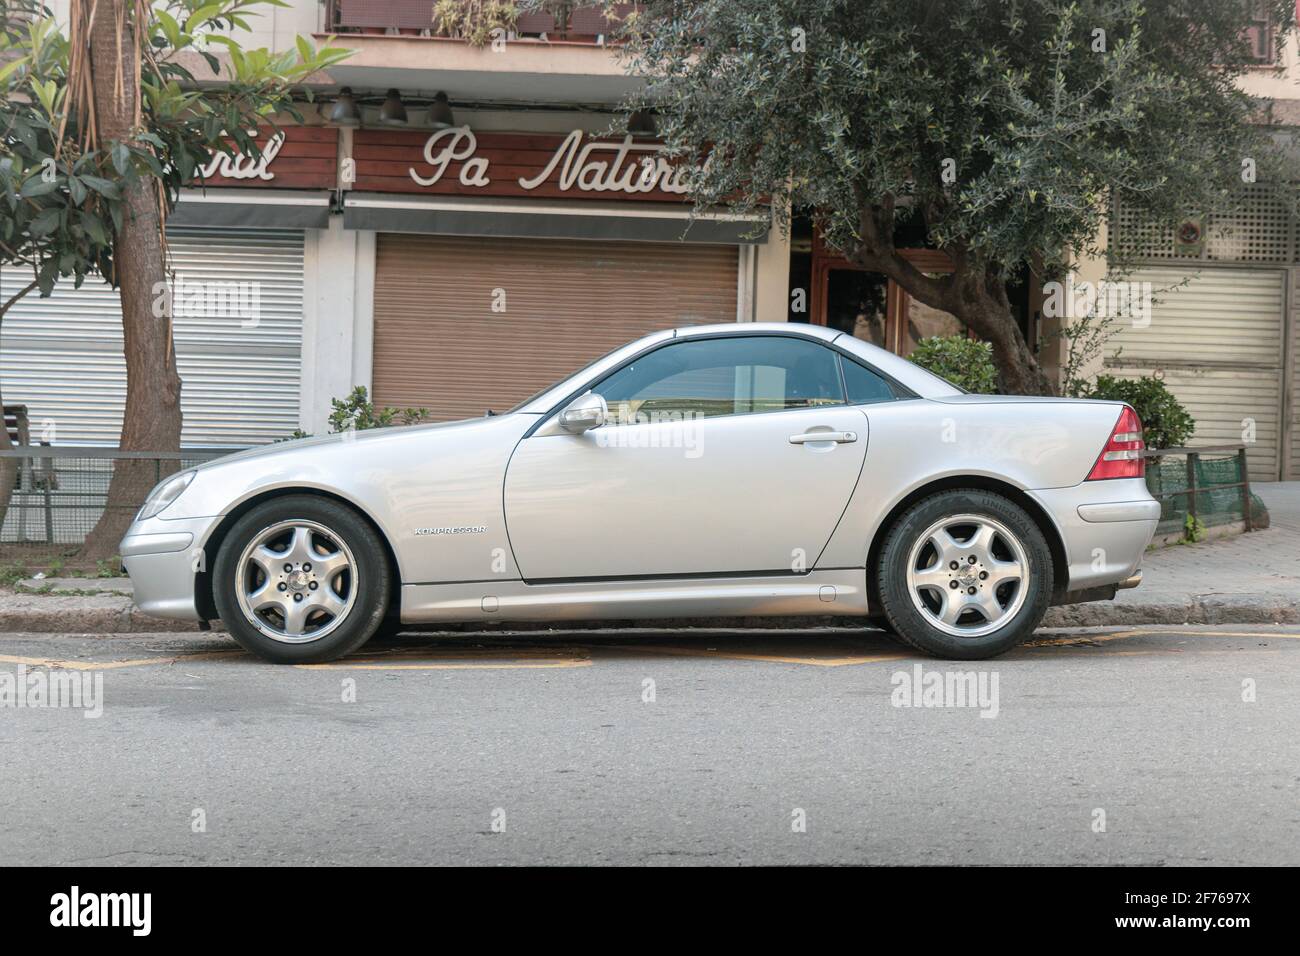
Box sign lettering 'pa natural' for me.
[408,128,694,197]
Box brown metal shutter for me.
[372,235,738,421]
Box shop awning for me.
[341,193,769,245]
[169,188,333,229]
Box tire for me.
[371,608,406,642]
[875,489,1053,660]
[864,614,903,643]
[213,495,392,664]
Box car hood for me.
[194,414,523,472]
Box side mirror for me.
[559,392,608,434]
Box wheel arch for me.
[194,486,402,623]
[864,475,1069,611]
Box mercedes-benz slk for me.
[121,323,1158,663]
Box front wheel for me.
[213,495,392,664]
[875,489,1053,660]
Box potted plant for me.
[433,0,519,45]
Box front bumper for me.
[120,515,223,622]
[1029,478,1159,592]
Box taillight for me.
[1086,405,1146,480]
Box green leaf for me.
[110,143,132,176]
[155,10,183,49]
[28,207,62,237]
[20,177,58,199]
[80,176,122,199]
[37,259,60,297]
[185,4,225,35]
[0,55,27,86]
[82,214,109,246]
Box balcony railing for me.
[325,1,640,43]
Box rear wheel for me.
[213,495,391,664]
[875,489,1053,659]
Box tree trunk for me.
[79,0,183,562]
[848,208,1055,396]
[949,272,1055,396]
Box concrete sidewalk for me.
[1,483,1296,633]
[1043,480,1300,626]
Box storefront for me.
[789,227,1038,361]
[342,126,765,419]
[0,126,338,447]
[2,120,789,444]
[1108,192,1299,480]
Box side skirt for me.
[400,569,869,624]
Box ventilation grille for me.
[1113,188,1295,263]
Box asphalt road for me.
[2,625,1298,866]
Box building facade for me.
[1092,27,1300,481]
[1,2,790,445]
[5,2,1298,482]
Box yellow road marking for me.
[2,629,1296,672]
[294,659,593,671]
[603,644,908,667]
[1028,628,1300,649]
[294,644,593,671]
[1154,630,1300,639]
[344,646,586,659]
[0,650,244,670]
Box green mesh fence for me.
[0,448,236,557]
[1145,452,1262,536]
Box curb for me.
[0,595,209,634]
[1,594,1298,634]
[1041,595,1300,627]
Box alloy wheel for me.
[234,519,358,644]
[904,513,1029,638]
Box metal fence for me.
[0,441,1260,557]
[1144,444,1259,537]
[0,446,238,551]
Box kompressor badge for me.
[414,526,486,536]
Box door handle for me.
[789,430,858,445]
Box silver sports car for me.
[121,323,1159,663]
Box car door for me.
[503,334,869,580]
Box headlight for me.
[137,471,196,520]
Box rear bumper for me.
[1077,499,1162,523]
[1029,479,1158,592]
[120,515,222,622]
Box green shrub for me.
[1084,375,1195,451]
[908,336,999,394]
[327,386,432,433]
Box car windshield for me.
[505,340,645,414]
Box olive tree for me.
[618,0,1297,393]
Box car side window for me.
[594,336,845,424]
[840,356,900,405]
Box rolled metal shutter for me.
[372,234,739,421]
[0,227,304,447]
[1291,269,1300,481]
[1104,266,1285,480]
